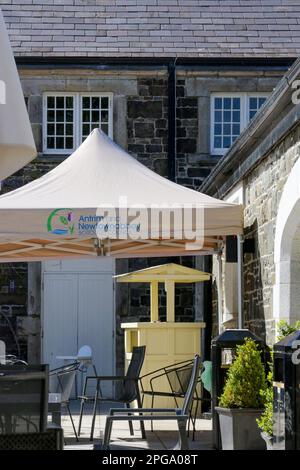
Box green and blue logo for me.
[47,208,75,235]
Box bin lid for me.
[211,329,264,347]
[274,329,300,351]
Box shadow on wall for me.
[244,219,267,342]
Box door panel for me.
[78,274,114,395]
[43,274,78,370]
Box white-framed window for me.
[210,93,268,155]
[43,92,113,154]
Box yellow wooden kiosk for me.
[116,263,209,407]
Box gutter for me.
[200,57,300,198]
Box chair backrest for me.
[166,361,193,395]
[181,355,201,416]
[122,346,146,401]
[0,341,5,364]
[49,364,78,404]
[0,364,48,434]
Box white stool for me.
[56,345,97,397]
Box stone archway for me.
[273,156,300,324]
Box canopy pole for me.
[165,280,175,322]
[217,253,223,334]
[237,234,244,329]
[150,281,159,322]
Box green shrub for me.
[256,365,273,436]
[277,320,300,341]
[257,320,300,437]
[219,338,267,409]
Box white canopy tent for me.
[0,9,36,180]
[0,129,243,262]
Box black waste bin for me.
[211,329,265,449]
[273,330,300,450]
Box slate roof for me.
[1,0,300,58]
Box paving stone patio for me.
[58,402,213,451]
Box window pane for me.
[214,98,222,110]
[215,111,222,122]
[56,96,65,109]
[212,95,242,153]
[92,97,100,108]
[223,136,231,148]
[47,137,55,149]
[81,95,111,140]
[232,111,240,122]
[249,97,257,109]
[66,96,73,109]
[214,136,222,148]
[92,110,99,122]
[223,111,231,122]
[44,94,75,152]
[101,124,108,135]
[101,110,109,122]
[47,124,54,135]
[259,97,266,106]
[56,110,64,122]
[82,124,90,135]
[66,137,73,149]
[223,124,231,135]
[56,137,64,148]
[224,98,231,109]
[233,98,240,109]
[47,110,55,122]
[47,96,55,108]
[66,110,73,122]
[82,110,90,122]
[248,95,267,122]
[82,97,90,109]
[101,97,109,109]
[66,124,73,136]
[214,124,221,135]
[232,123,240,135]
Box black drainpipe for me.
[168,60,176,182]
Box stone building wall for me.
[212,121,300,345]
[243,123,300,344]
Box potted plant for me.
[257,366,273,450]
[256,320,300,449]
[215,338,267,450]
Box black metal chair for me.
[0,364,64,450]
[0,364,48,435]
[140,358,210,440]
[78,345,146,441]
[49,363,79,441]
[101,354,201,450]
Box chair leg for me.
[67,403,79,442]
[150,394,154,432]
[90,389,100,441]
[78,398,85,436]
[192,398,199,441]
[136,391,146,439]
[102,417,113,450]
[126,403,134,436]
[174,418,189,451]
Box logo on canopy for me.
[47,209,75,235]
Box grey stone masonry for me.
[243,124,300,344]
[2,0,300,57]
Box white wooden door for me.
[42,260,115,394]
